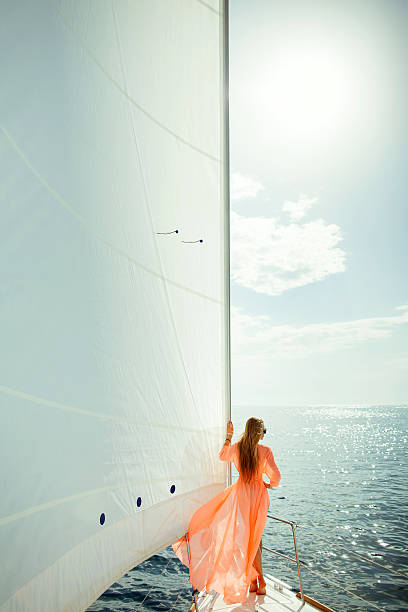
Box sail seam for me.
[0,125,222,306]
[0,383,206,430]
[195,0,222,16]
[0,480,226,526]
[49,0,222,164]
[110,2,207,434]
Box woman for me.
[172,417,281,604]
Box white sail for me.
[0,1,229,610]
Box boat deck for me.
[194,573,334,612]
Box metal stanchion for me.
[185,531,199,611]
[265,513,305,607]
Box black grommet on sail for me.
[181,239,203,243]
[156,229,179,234]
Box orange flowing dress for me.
[172,442,281,604]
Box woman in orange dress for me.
[172,417,281,604]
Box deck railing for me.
[263,513,305,610]
[263,512,408,612]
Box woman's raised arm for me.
[219,420,234,461]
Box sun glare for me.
[252,46,356,152]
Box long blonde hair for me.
[237,417,264,483]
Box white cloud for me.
[230,172,263,201]
[232,304,408,361]
[231,211,346,296]
[282,194,318,221]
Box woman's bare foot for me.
[257,576,266,595]
[249,579,258,592]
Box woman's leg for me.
[250,538,266,592]
[253,539,266,593]
[252,538,263,576]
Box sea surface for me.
[87,405,408,612]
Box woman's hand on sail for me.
[263,481,272,489]
[226,420,233,437]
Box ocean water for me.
[88,405,408,612]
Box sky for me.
[229,0,408,406]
